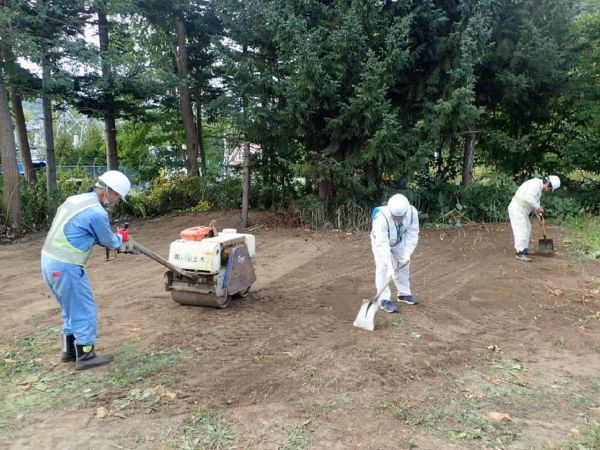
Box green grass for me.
[278,422,314,450]
[562,215,600,260]
[553,334,566,348]
[386,317,405,335]
[170,407,241,450]
[101,340,185,390]
[544,417,600,449]
[374,352,600,448]
[0,329,186,439]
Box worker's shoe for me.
[60,334,76,362]
[523,248,536,256]
[380,299,399,313]
[74,344,113,371]
[516,251,532,262]
[397,295,419,305]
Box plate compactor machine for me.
[131,224,256,308]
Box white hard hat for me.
[387,194,410,217]
[98,170,131,199]
[546,175,561,191]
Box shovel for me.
[537,214,554,256]
[353,275,394,331]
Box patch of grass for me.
[278,419,314,450]
[300,398,337,422]
[172,406,240,450]
[562,215,600,260]
[358,343,383,375]
[358,342,381,355]
[374,352,599,447]
[0,333,186,439]
[386,317,405,335]
[544,417,600,449]
[553,335,566,348]
[0,329,63,435]
[100,340,185,390]
[0,332,52,379]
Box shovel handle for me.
[539,213,548,239]
[369,275,394,303]
[368,261,409,303]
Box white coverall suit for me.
[370,205,419,302]
[508,178,543,252]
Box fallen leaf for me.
[588,406,600,416]
[486,412,512,422]
[96,407,109,419]
[487,344,501,352]
[570,427,580,434]
[154,384,177,400]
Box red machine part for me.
[179,226,215,241]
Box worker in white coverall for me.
[508,175,560,262]
[371,194,420,313]
[41,171,135,370]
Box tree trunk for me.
[461,125,477,187]
[41,53,57,217]
[97,3,118,170]
[0,54,22,232]
[195,98,206,174]
[10,89,36,184]
[174,16,198,176]
[241,142,251,228]
[318,177,332,223]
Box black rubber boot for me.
[61,334,76,362]
[75,344,113,371]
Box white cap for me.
[387,194,410,217]
[546,175,560,191]
[98,170,131,199]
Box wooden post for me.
[241,142,251,228]
[462,125,477,187]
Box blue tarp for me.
[0,161,47,175]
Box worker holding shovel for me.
[371,194,420,313]
[41,170,135,370]
[508,175,560,262]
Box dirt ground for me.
[1,211,599,450]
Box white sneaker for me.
[516,252,532,262]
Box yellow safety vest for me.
[41,194,99,266]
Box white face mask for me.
[99,187,113,209]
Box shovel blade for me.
[353,299,378,331]
[538,238,554,256]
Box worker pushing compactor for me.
[41,170,134,371]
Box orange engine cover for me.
[179,226,215,241]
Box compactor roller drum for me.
[171,289,231,308]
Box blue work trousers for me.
[41,255,97,346]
